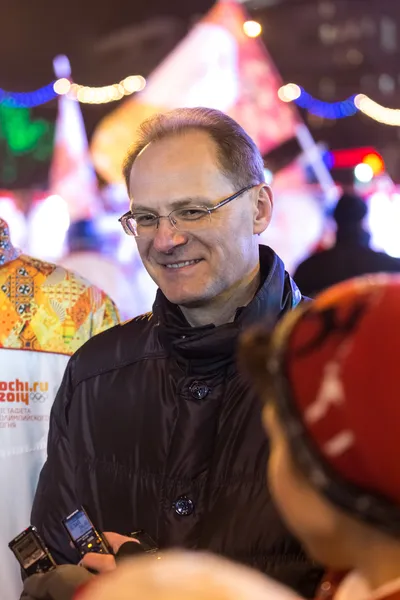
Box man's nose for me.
[152,217,188,253]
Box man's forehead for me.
[128,138,234,208]
[131,132,217,177]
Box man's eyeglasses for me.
[118,184,255,238]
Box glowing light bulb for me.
[122,75,146,94]
[363,153,385,175]
[108,85,117,100]
[136,75,146,91]
[243,20,262,37]
[115,84,125,99]
[77,86,87,103]
[278,83,301,102]
[86,87,96,103]
[54,78,71,95]
[97,90,108,104]
[67,83,79,100]
[122,76,137,93]
[354,163,374,183]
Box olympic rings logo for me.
[29,392,47,403]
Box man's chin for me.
[161,288,210,308]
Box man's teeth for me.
[165,260,199,269]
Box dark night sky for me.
[0,0,214,89]
[0,0,215,187]
[2,0,400,187]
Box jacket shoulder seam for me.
[73,351,168,388]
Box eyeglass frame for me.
[118,184,257,237]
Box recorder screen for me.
[14,533,45,569]
[64,511,93,542]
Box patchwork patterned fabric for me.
[0,221,119,600]
[0,218,20,266]
[0,254,120,355]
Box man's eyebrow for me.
[131,197,213,212]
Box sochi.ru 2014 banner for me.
[0,349,69,600]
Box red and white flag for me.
[91,0,300,184]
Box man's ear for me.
[254,184,273,235]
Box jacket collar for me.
[0,219,20,266]
[153,245,302,369]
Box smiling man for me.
[31,108,320,596]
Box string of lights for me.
[0,83,58,108]
[354,94,400,127]
[0,17,262,109]
[278,83,400,126]
[0,75,146,107]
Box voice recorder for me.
[9,526,56,576]
[62,507,113,557]
[130,530,159,553]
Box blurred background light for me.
[278,83,301,102]
[354,163,374,183]
[368,192,400,258]
[28,195,70,261]
[243,20,262,37]
[355,94,400,126]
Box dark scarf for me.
[153,245,301,370]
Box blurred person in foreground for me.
[293,192,400,297]
[20,551,299,600]
[241,274,400,600]
[0,217,119,600]
[31,107,321,597]
[79,551,300,600]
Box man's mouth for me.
[163,259,203,269]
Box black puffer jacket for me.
[31,246,320,596]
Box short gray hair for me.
[122,107,265,192]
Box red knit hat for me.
[268,274,400,534]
